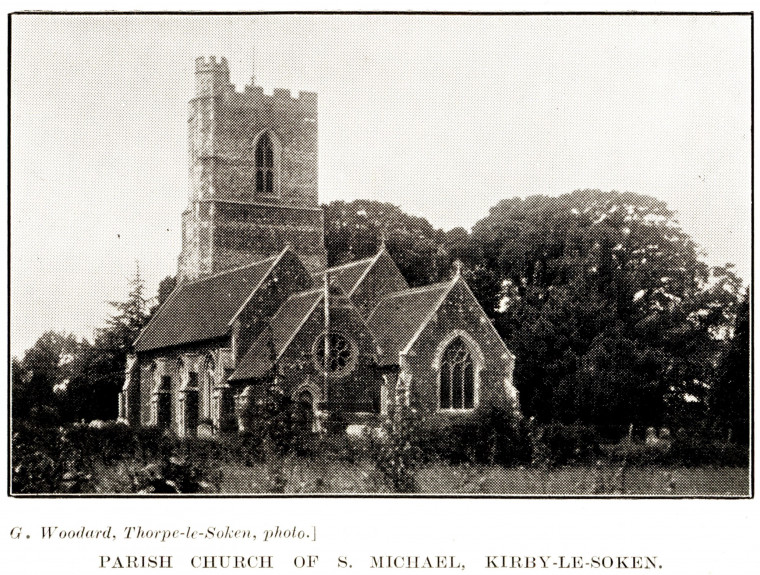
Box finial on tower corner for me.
[454,259,463,278]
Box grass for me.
[203,460,749,496]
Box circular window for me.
[314,333,355,375]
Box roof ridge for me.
[379,279,452,299]
[179,254,280,287]
[400,276,460,356]
[367,277,453,324]
[322,256,376,273]
[347,247,385,296]
[228,248,291,327]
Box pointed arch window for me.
[439,338,475,410]
[255,133,275,195]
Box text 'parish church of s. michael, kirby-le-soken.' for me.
[119,56,518,436]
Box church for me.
[119,56,518,435]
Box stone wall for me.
[401,279,517,414]
[276,297,383,415]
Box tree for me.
[323,200,452,286]
[12,331,79,423]
[81,265,151,420]
[710,289,750,444]
[471,189,740,430]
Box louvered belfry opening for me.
[255,132,274,195]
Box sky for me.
[10,14,752,357]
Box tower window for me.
[255,133,275,195]
[439,338,475,410]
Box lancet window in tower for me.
[255,133,275,195]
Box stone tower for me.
[178,56,327,282]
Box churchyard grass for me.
[11,421,749,496]
[213,460,748,496]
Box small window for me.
[255,133,275,195]
[315,333,354,374]
[439,338,475,410]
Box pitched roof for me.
[313,255,376,295]
[228,288,324,381]
[366,279,455,361]
[134,255,281,352]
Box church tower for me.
[178,56,327,282]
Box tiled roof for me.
[134,256,280,352]
[366,279,454,361]
[313,256,375,295]
[229,288,324,381]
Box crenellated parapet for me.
[193,56,317,116]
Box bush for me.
[529,421,601,467]
[603,436,748,467]
[370,405,424,493]
[414,405,528,466]
[131,456,212,494]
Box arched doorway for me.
[295,390,315,432]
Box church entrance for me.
[295,390,315,432]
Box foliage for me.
[528,421,602,467]
[370,404,425,493]
[710,289,750,444]
[470,190,742,428]
[131,456,211,494]
[12,266,151,425]
[323,200,452,286]
[237,383,315,458]
[415,404,529,466]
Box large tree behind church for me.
[471,189,742,431]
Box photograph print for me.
[9,13,752,496]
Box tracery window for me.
[439,338,475,410]
[315,333,354,374]
[255,133,275,195]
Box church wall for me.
[211,202,326,274]
[136,337,230,431]
[276,302,383,415]
[403,280,517,414]
[350,250,409,317]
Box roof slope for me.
[313,256,375,295]
[366,280,454,360]
[229,288,324,381]
[134,256,279,352]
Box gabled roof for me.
[134,254,282,353]
[228,288,324,381]
[366,278,456,361]
[313,255,377,296]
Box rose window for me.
[315,333,354,373]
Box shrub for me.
[370,405,424,493]
[415,405,528,466]
[131,456,213,494]
[529,421,601,467]
[604,436,748,467]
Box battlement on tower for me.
[193,55,317,114]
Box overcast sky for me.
[10,14,751,357]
